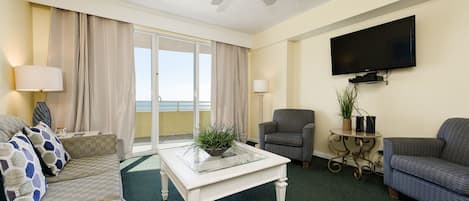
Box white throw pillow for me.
[24,122,71,176]
[0,132,47,201]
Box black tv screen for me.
[331,16,416,75]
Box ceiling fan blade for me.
[263,0,277,6]
[216,0,233,12]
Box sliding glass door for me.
[158,36,195,143]
[133,31,211,153]
[133,32,153,153]
[198,44,212,135]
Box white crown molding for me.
[29,0,253,48]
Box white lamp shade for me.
[15,65,63,92]
[253,80,269,93]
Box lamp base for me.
[33,102,52,127]
[258,93,264,123]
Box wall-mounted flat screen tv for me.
[331,16,416,75]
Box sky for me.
[135,48,211,102]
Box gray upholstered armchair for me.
[259,109,314,168]
[384,118,469,201]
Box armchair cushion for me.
[273,109,314,133]
[264,133,302,147]
[391,155,469,196]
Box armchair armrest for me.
[259,121,277,134]
[302,123,315,162]
[303,123,315,132]
[61,134,117,159]
[259,121,277,149]
[383,137,444,186]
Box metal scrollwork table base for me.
[327,129,382,180]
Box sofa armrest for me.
[302,123,315,162]
[384,138,444,157]
[383,137,444,186]
[259,121,277,149]
[61,134,117,159]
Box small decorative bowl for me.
[203,146,230,157]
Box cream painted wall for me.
[249,41,288,139]
[249,40,298,140]
[250,0,469,157]
[0,0,34,122]
[286,42,297,107]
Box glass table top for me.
[174,143,266,174]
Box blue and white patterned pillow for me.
[24,122,71,176]
[0,132,47,201]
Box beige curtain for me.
[211,42,248,142]
[47,8,135,156]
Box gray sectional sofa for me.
[0,115,123,201]
[384,118,469,201]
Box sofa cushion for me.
[0,115,28,143]
[391,155,469,196]
[0,132,47,201]
[24,122,71,176]
[46,154,119,183]
[42,169,122,201]
[265,132,303,147]
[61,134,117,159]
[392,170,469,201]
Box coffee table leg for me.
[187,189,201,201]
[275,178,288,201]
[160,170,169,201]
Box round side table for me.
[327,129,382,180]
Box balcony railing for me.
[136,100,211,112]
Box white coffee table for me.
[158,142,290,201]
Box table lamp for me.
[253,80,269,123]
[15,65,63,127]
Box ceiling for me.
[124,0,330,34]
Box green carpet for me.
[120,155,395,201]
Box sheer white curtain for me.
[47,8,135,157]
[211,42,248,142]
